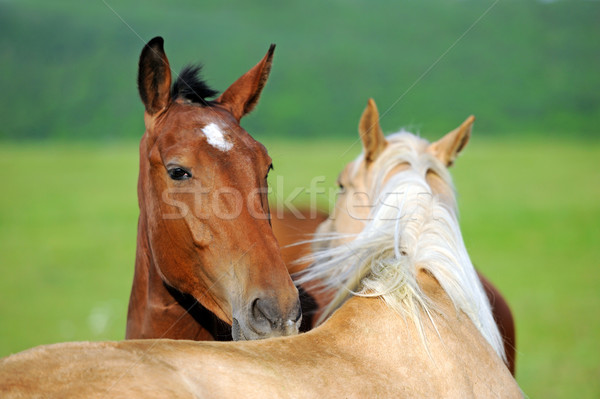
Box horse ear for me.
[429,115,474,167]
[216,44,275,121]
[138,36,172,115]
[359,98,387,163]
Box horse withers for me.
[126,37,301,341]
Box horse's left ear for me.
[428,115,474,167]
[216,44,275,121]
[359,98,388,163]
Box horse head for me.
[136,37,301,340]
[314,98,474,250]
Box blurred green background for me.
[1,0,599,397]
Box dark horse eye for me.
[168,167,192,181]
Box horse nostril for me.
[251,297,291,330]
[250,297,302,336]
[293,299,302,322]
[251,298,271,325]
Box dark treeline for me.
[1,0,598,141]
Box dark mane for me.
[171,65,219,105]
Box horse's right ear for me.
[138,36,172,115]
[359,98,387,163]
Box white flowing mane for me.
[297,131,505,361]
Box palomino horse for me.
[0,102,522,398]
[125,36,301,341]
[278,100,515,374]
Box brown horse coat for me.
[125,37,300,342]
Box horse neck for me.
[125,206,225,341]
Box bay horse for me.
[125,36,301,341]
[0,102,522,398]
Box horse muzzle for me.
[232,296,302,341]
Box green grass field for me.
[0,136,598,397]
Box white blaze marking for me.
[202,123,233,152]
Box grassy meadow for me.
[1,136,599,397]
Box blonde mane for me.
[297,131,505,361]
